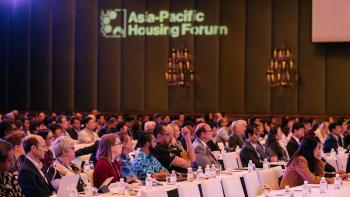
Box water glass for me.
[166,174,171,185]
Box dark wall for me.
[1,0,350,115]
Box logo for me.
[100,9,228,38]
[100,9,127,38]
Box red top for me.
[93,157,121,188]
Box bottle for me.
[284,185,292,197]
[197,166,203,178]
[302,181,309,197]
[263,158,269,170]
[187,167,194,182]
[320,177,327,193]
[205,164,211,177]
[211,164,217,178]
[334,173,342,189]
[69,184,78,197]
[118,178,125,195]
[145,174,153,188]
[170,170,177,185]
[248,160,254,172]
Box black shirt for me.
[152,143,187,173]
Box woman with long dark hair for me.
[280,136,347,188]
[265,127,288,162]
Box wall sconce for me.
[266,46,298,87]
[165,47,194,86]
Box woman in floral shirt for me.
[0,139,24,196]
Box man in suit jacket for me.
[240,125,269,168]
[228,119,247,150]
[287,122,305,158]
[324,122,343,153]
[193,123,219,168]
[19,135,52,197]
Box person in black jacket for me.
[287,122,305,158]
[19,135,53,197]
[323,122,343,153]
[75,140,100,166]
[240,125,269,168]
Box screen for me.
[312,0,350,42]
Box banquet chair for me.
[243,171,262,197]
[200,178,224,197]
[177,181,201,197]
[221,174,245,197]
[140,187,168,197]
[257,168,280,190]
[222,152,239,169]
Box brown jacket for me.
[280,156,333,189]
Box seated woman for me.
[93,134,122,188]
[0,139,24,196]
[265,127,288,162]
[4,131,26,174]
[47,136,86,192]
[119,133,138,183]
[280,136,348,188]
[37,129,55,167]
[132,133,168,180]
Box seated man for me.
[240,125,269,168]
[19,135,53,197]
[152,124,195,173]
[287,122,305,158]
[132,133,168,180]
[228,120,247,150]
[324,122,343,153]
[192,123,220,169]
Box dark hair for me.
[244,126,255,139]
[153,124,166,137]
[266,127,284,158]
[115,122,126,132]
[29,120,44,133]
[329,122,341,133]
[0,139,13,163]
[82,117,93,126]
[287,136,321,172]
[119,132,130,144]
[47,123,62,134]
[136,133,154,148]
[55,115,66,124]
[36,129,52,140]
[0,119,15,138]
[23,135,39,154]
[292,122,305,133]
[194,124,207,138]
[69,116,80,124]
[4,131,25,146]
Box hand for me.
[181,127,191,141]
[340,173,348,180]
[337,170,346,175]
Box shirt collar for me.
[198,139,207,148]
[27,155,43,170]
[292,135,300,144]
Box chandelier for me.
[266,46,298,87]
[165,47,194,86]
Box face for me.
[86,119,97,131]
[23,120,30,130]
[222,118,229,127]
[38,113,46,122]
[333,125,342,136]
[179,114,185,122]
[249,131,260,143]
[148,136,157,149]
[211,127,217,138]
[15,139,25,155]
[0,149,15,171]
[60,117,69,130]
[313,142,322,160]
[123,136,134,153]
[276,128,283,141]
[33,137,48,160]
[172,125,180,138]
[341,122,348,133]
[63,144,76,162]
[158,126,172,145]
[235,121,247,134]
[45,132,54,146]
[201,125,213,142]
[294,128,305,139]
[111,137,123,158]
[54,128,62,139]
[72,119,81,130]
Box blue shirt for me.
[120,154,136,179]
[132,150,166,180]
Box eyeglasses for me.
[162,132,171,136]
[113,142,122,146]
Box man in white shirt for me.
[19,135,52,197]
[78,117,99,144]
